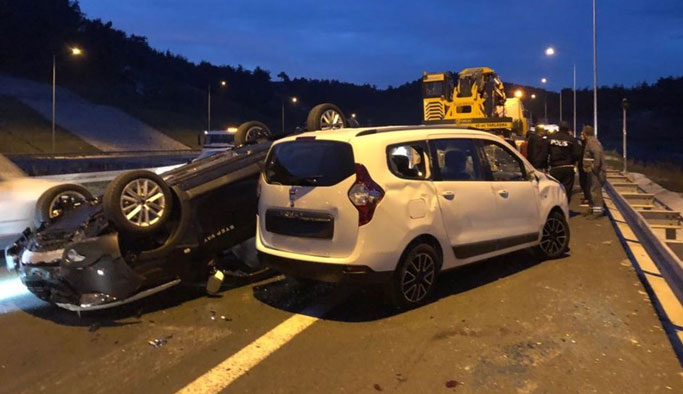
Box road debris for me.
[148,334,173,349]
[445,379,460,388]
[373,383,383,391]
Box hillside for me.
[0,95,99,154]
[0,0,680,165]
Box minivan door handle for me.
[497,190,509,198]
[441,191,455,200]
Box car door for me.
[478,139,541,247]
[428,137,501,260]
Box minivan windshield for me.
[264,140,355,186]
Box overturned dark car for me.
[4,104,350,311]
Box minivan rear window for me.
[264,140,355,186]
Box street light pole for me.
[559,89,563,122]
[207,84,211,131]
[541,78,548,122]
[593,0,598,138]
[51,47,82,153]
[573,63,577,137]
[52,54,56,153]
[281,96,297,134]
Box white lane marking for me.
[177,302,331,394]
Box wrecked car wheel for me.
[306,103,347,131]
[104,170,173,236]
[34,183,93,228]
[235,121,271,146]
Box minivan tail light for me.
[348,164,384,226]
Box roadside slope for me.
[0,74,189,152]
[0,95,99,154]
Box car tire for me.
[103,170,173,236]
[306,103,347,131]
[388,242,440,310]
[234,121,271,146]
[536,210,570,259]
[34,183,93,228]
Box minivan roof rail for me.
[354,124,486,137]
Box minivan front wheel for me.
[537,210,570,259]
[388,243,440,310]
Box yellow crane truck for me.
[422,67,530,138]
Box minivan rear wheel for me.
[388,243,440,310]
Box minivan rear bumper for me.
[258,252,392,284]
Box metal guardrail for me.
[604,174,683,302]
[4,149,199,160]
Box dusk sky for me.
[78,0,683,90]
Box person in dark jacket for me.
[577,133,590,205]
[526,126,549,170]
[548,121,581,203]
[581,125,607,218]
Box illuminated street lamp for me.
[514,89,523,98]
[531,94,536,99]
[544,47,577,133]
[541,78,547,84]
[351,113,357,118]
[282,96,298,133]
[52,46,83,152]
[207,80,227,131]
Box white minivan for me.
[256,126,569,308]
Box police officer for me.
[548,121,581,203]
[526,126,549,170]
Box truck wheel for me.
[306,103,347,131]
[235,121,271,146]
[34,184,93,228]
[536,211,570,259]
[103,170,173,236]
[387,242,440,310]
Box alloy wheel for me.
[319,109,344,130]
[244,126,264,142]
[120,178,166,227]
[540,217,568,256]
[401,252,436,303]
[48,191,87,219]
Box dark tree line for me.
[0,0,680,163]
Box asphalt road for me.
[1,199,682,394]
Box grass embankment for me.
[606,152,683,192]
[0,95,100,154]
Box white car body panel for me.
[0,177,61,248]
